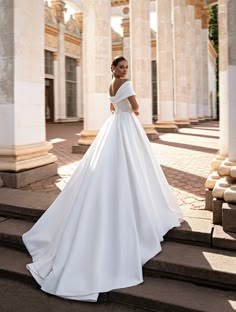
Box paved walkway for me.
[21,120,219,213]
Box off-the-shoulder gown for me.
[22,80,183,302]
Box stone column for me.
[121,17,130,79]
[73,0,111,153]
[74,12,83,120]
[129,0,158,140]
[173,0,190,128]
[185,0,198,124]
[51,0,66,121]
[202,8,210,118]
[155,0,177,132]
[205,0,236,229]
[194,0,204,121]
[0,0,57,188]
[76,59,83,120]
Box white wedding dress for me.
[22,81,183,302]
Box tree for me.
[208,5,219,119]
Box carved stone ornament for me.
[65,15,80,37]
[111,0,129,7]
[44,1,57,26]
[121,18,129,37]
[51,0,66,24]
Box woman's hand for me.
[134,111,139,116]
[110,103,115,113]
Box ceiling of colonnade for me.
[45,0,217,35]
[50,0,218,9]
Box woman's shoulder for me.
[109,79,131,96]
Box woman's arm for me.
[128,96,139,115]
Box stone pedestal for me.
[0,0,57,188]
[143,125,159,141]
[222,203,236,233]
[72,130,98,154]
[212,198,224,225]
[205,188,213,211]
[155,121,178,133]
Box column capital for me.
[121,17,130,37]
[202,8,210,29]
[74,12,83,33]
[111,0,129,7]
[51,0,66,24]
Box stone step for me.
[1,219,235,291]
[0,278,147,312]
[144,241,236,291]
[212,225,236,251]
[0,218,33,251]
[0,187,236,251]
[110,276,236,312]
[0,188,55,220]
[0,248,235,312]
[164,217,212,247]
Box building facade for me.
[42,0,217,124]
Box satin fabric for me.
[22,80,183,302]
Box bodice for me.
[109,80,135,113]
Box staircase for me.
[0,188,236,312]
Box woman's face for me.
[113,60,128,78]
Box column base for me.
[189,118,199,125]
[72,130,98,154]
[204,116,213,121]
[205,170,221,189]
[198,117,206,122]
[0,162,57,189]
[154,121,178,133]
[175,119,191,128]
[0,142,57,172]
[211,155,226,171]
[219,159,236,176]
[212,177,232,199]
[143,124,159,141]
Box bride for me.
[22,56,183,302]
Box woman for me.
[22,56,183,302]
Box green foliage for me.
[208,5,219,119]
[209,5,218,51]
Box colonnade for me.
[1,0,234,222]
[205,0,236,220]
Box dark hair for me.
[111,56,127,68]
